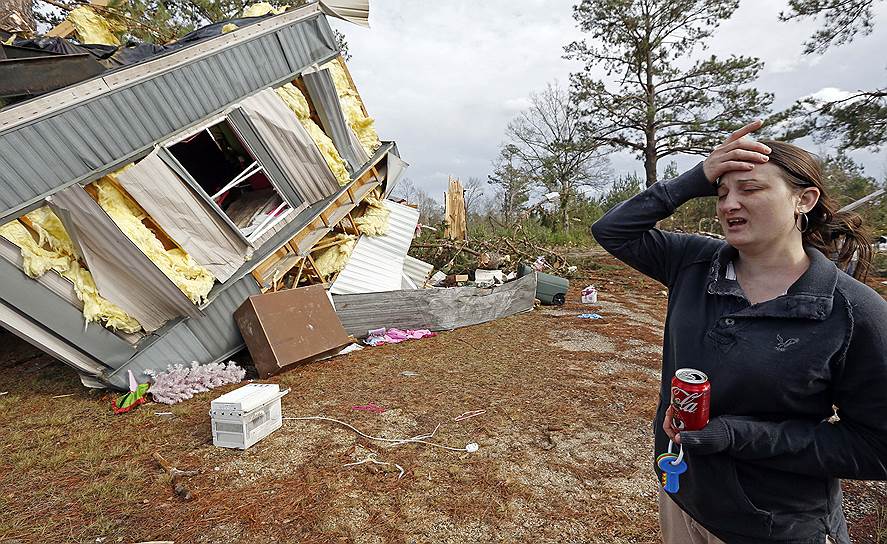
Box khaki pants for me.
[659,489,726,544]
[659,489,837,544]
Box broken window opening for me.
[166,119,294,244]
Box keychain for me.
[658,440,688,493]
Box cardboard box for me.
[234,285,351,377]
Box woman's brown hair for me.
[758,140,873,280]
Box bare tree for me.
[462,177,485,217]
[503,82,609,232]
[488,144,532,224]
[390,178,444,225]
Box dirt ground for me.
[0,254,885,543]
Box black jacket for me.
[591,163,887,544]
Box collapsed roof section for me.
[0,3,410,389]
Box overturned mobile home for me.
[0,2,419,389]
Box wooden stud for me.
[293,257,306,286]
[306,254,323,282]
[346,212,360,236]
[336,56,370,118]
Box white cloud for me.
[806,87,856,103]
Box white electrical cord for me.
[283,416,479,453]
[343,453,405,479]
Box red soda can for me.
[670,368,711,431]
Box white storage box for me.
[210,383,289,450]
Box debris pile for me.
[0,1,546,395]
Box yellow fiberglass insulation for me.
[67,6,121,46]
[221,23,238,33]
[275,84,350,186]
[0,215,142,333]
[312,233,356,279]
[0,220,70,278]
[353,192,390,236]
[93,178,215,305]
[323,59,381,156]
[242,2,286,17]
[26,206,77,257]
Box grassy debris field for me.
[1,254,885,543]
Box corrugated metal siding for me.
[105,321,214,387]
[236,90,341,204]
[402,256,434,287]
[330,200,420,294]
[382,153,409,198]
[302,68,368,172]
[115,151,252,282]
[0,12,339,224]
[185,274,259,357]
[277,16,337,71]
[51,185,203,332]
[0,236,143,344]
[0,299,109,378]
[227,108,305,211]
[332,274,538,337]
[0,250,136,368]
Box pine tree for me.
[566,0,772,186]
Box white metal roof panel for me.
[330,200,419,295]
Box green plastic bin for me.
[518,263,569,305]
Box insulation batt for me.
[67,6,121,46]
[353,191,390,236]
[241,2,286,17]
[93,178,215,305]
[0,214,142,333]
[313,233,357,278]
[323,59,382,156]
[221,23,238,33]
[275,83,351,186]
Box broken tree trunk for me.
[444,177,467,241]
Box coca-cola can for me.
[670,368,711,432]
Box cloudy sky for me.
[330,1,887,201]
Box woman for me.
[591,120,887,544]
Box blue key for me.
[658,455,688,493]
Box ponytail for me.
[759,140,873,281]
[804,196,872,280]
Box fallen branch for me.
[153,452,198,500]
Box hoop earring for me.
[797,211,810,233]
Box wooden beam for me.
[306,254,323,282]
[335,56,369,117]
[293,257,306,286]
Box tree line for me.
[480,0,886,238]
